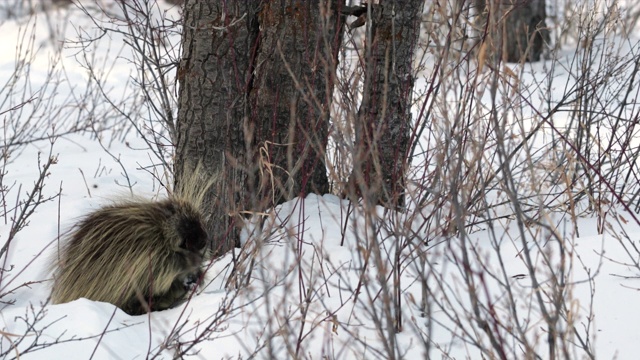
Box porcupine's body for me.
[50,197,209,315]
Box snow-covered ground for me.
[2,1,640,359]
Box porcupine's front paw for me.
[183,270,203,291]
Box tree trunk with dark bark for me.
[175,1,260,256]
[250,0,344,206]
[506,0,548,62]
[348,0,422,209]
[476,0,549,62]
[175,1,344,255]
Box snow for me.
[2,1,640,359]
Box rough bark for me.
[250,0,344,206]
[348,1,422,209]
[175,1,344,255]
[175,1,260,256]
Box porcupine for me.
[50,170,213,315]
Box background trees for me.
[475,0,549,63]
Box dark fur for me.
[50,198,209,315]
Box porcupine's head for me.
[158,198,210,279]
[166,199,208,253]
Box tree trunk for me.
[348,1,422,209]
[504,0,548,62]
[175,1,259,256]
[476,0,549,62]
[250,0,344,206]
[175,1,344,255]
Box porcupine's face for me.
[176,214,208,253]
[159,200,209,255]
